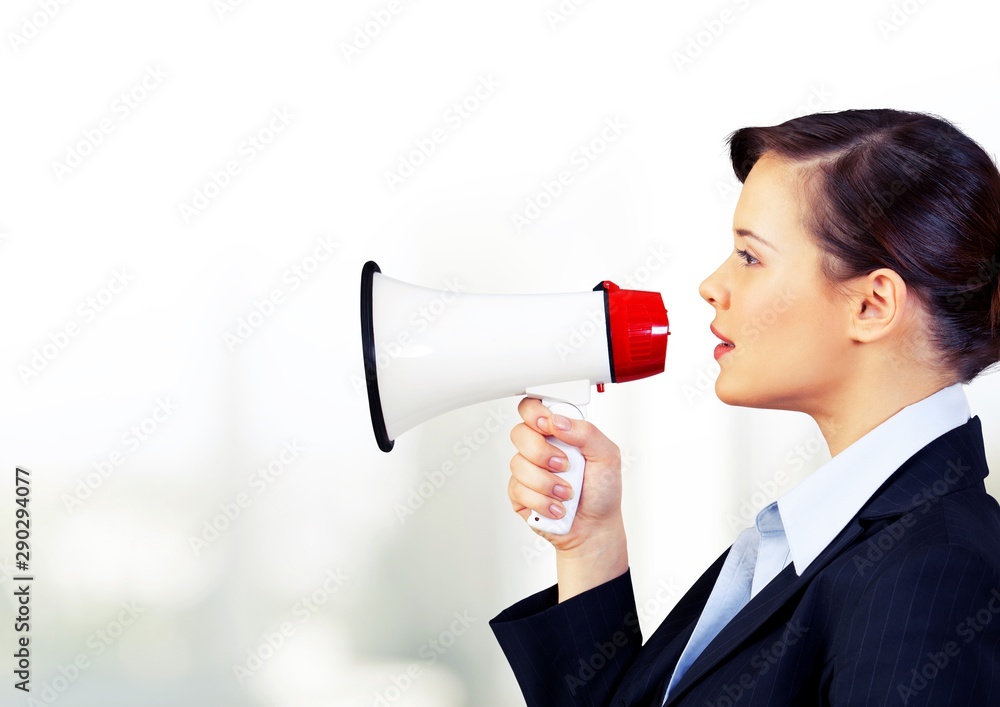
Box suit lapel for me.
[612,549,729,704]
[662,520,863,704]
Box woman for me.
[491,109,1000,705]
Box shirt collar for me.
[775,383,971,575]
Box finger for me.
[538,415,620,467]
[509,452,574,502]
[510,422,570,474]
[507,476,530,517]
[516,397,552,434]
[507,469,565,521]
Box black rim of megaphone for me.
[361,260,394,452]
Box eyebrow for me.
[734,228,778,252]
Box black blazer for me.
[491,416,1000,705]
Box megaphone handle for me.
[526,401,585,535]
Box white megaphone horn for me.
[360,260,669,534]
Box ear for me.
[848,268,908,343]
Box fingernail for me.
[550,503,564,518]
[537,417,550,431]
[552,414,571,431]
[553,484,571,500]
[548,456,565,471]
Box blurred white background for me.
[1,1,999,705]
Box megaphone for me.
[360,260,669,534]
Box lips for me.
[711,324,735,347]
[712,324,735,361]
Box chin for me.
[714,375,787,411]
[713,376,746,407]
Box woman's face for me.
[699,153,853,413]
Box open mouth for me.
[711,325,735,359]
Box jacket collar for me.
[858,415,986,520]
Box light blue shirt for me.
[663,383,971,703]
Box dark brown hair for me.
[727,108,1000,383]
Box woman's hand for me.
[508,397,629,599]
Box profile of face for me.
[699,153,860,413]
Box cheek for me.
[761,294,843,364]
[738,283,837,357]
[733,282,800,345]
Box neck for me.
[809,371,957,457]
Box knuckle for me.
[517,396,540,418]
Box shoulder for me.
[818,477,1000,602]
[808,480,1000,701]
[792,473,1000,651]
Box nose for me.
[699,261,729,310]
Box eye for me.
[734,248,760,267]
